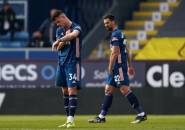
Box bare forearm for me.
[126,49,135,75]
[127,53,132,67]
[59,34,75,43]
[109,53,118,69]
[126,47,132,67]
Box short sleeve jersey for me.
[55,22,82,65]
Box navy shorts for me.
[55,62,81,89]
[106,66,129,88]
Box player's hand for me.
[108,66,113,75]
[57,41,65,51]
[66,29,71,34]
[128,66,135,76]
[52,40,60,51]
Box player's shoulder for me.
[114,29,126,40]
[112,28,122,37]
[72,22,80,28]
[71,22,82,32]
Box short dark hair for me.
[51,10,64,21]
[103,14,115,21]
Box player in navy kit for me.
[51,10,82,128]
[88,14,147,124]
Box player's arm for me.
[126,45,135,75]
[126,46,132,67]
[55,29,80,51]
[58,30,80,43]
[52,28,63,51]
[108,46,120,75]
[52,39,65,51]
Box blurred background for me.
[0,0,184,115]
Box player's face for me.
[54,15,66,27]
[103,18,113,31]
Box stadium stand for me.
[134,0,185,60]
[157,0,185,36]
[126,0,180,56]
[0,0,29,48]
[88,0,181,59]
[135,38,185,60]
[84,0,142,59]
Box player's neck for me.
[65,19,72,30]
[112,25,117,31]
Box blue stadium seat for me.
[0,33,11,41]
[0,2,25,15]
[0,41,27,48]
[0,31,29,48]
[11,4,25,15]
[0,31,28,41]
[0,0,28,32]
[14,31,29,42]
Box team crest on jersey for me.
[112,37,119,41]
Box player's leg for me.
[98,85,115,119]
[62,87,69,117]
[55,65,69,128]
[57,87,69,128]
[66,87,78,127]
[120,86,147,123]
[88,74,116,123]
[119,68,147,123]
[65,62,80,128]
[56,65,69,116]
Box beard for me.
[105,26,113,31]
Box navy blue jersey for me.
[55,22,82,65]
[110,28,127,69]
[106,28,129,87]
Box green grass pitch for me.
[0,115,185,130]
